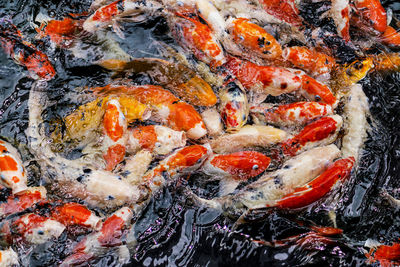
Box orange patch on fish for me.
[132,125,157,151]
[103,102,124,142]
[103,144,126,171]
[0,155,18,171]
[167,145,208,169]
[210,151,271,180]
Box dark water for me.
[1,0,400,266]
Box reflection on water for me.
[0,0,400,266]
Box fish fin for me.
[112,20,125,39]
[219,179,240,197]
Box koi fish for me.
[171,14,226,68]
[12,213,66,244]
[341,84,369,162]
[282,46,337,79]
[0,186,46,218]
[250,102,334,127]
[60,207,133,266]
[0,17,55,80]
[100,58,217,107]
[353,0,387,35]
[210,125,288,154]
[219,81,249,132]
[280,115,343,157]
[127,125,186,155]
[202,151,271,195]
[0,140,27,194]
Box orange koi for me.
[282,46,337,78]
[224,56,302,97]
[225,57,337,105]
[366,242,400,267]
[37,17,83,48]
[353,0,387,35]
[0,18,55,80]
[51,203,102,229]
[380,26,400,47]
[93,85,207,139]
[143,144,211,191]
[172,15,226,68]
[228,18,282,60]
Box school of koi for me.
[1,0,400,265]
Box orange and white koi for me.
[93,85,207,139]
[224,56,302,98]
[330,0,351,42]
[0,186,46,218]
[225,57,337,106]
[353,0,387,35]
[280,115,343,157]
[0,248,19,266]
[274,157,355,209]
[51,202,102,229]
[282,46,337,79]
[127,125,186,155]
[210,125,288,154]
[12,213,66,244]
[171,15,226,68]
[0,17,55,80]
[202,151,271,180]
[250,102,334,127]
[83,0,162,37]
[219,81,249,132]
[0,140,27,194]
[60,207,133,266]
[142,144,212,193]
[258,0,302,27]
[101,98,127,171]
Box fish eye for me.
[354,61,364,70]
[252,165,259,170]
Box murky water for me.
[1,0,400,266]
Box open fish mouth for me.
[0,0,400,266]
